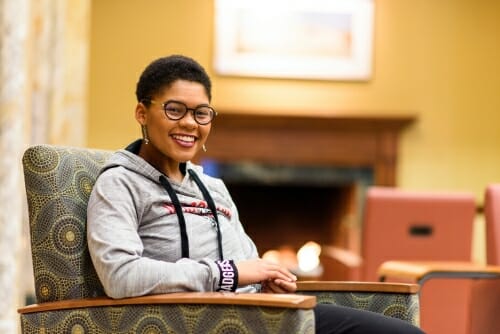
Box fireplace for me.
[198,112,416,279]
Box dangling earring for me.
[202,144,207,152]
[141,125,149,145]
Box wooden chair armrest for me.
[18,292,316,314]
[296,280,419,294]
[378,260,500,283]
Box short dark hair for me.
[135,55,212,104]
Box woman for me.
[87,55,424,333]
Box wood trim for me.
[203,113,416,186]
[378,260,500,282]
[296,280,419,294]
[18,292,316,314]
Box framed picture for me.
[214,0,375,81]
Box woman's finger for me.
[264,263,297,282]
[275,279,297,293]
[265,280,287,293]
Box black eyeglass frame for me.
[146,99,217,125]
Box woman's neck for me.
[138,145,184,182]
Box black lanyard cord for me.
[159,175,190,258]
[188,169,224,261]
[158,170,224,261]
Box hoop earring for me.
[141,125,149,145]
[202,144,207,152]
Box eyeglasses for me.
[148,99,217,125]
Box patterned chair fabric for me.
[297,290,420,327]
[23,145,110,302]
[21,304,314,334]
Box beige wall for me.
[88,0,500,204]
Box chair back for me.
[23,144,112,303]
[485,184,500,265]
[362,186,476,281]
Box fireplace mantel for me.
[204,112,416,186]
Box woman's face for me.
[136,79,212,166]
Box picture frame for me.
[213,0,375,81]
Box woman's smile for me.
[171,134,197,148]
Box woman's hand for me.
[236,258,297,289]
[261,278,297,293]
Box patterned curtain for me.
[0,0,90,331]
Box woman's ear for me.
[135,102,147,125]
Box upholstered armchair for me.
[18,144,421,333]
[378,184,500,334]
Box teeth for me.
[172,135,195,142]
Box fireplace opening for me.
[203,160,373,279]
[228,182,350,253]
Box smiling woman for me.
[130,55,215,182]
[86,54,424,334]
[135,79,213,182]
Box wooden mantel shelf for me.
[203,112,417,186]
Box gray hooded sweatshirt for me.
[87,142,259,299]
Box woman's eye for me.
[166,107,183,114]
[196,110,209,117]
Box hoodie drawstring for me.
[159,170,224,261]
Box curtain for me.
[0,0,90,331]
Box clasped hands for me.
[236,258,297,293]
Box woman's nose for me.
[178,110,198,128]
